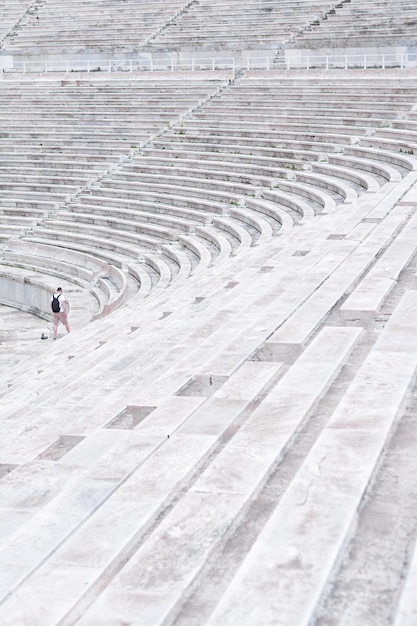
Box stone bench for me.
[271,178,337,213]
[57,201,256,256]
[107,168,284,202]
[159,243,193,282]
[179,128,413,186]
[144,143,398,195]
[261,189,316,221]
[150,136,330,162]
[362,134,417,158]
[179,124,360,146]
[0,192,67,211]
[88,179,245,210]
[296,170,358,204]
[212,216,253,249]
[184,117,374,137]
[0,214,39,228]
[35,220,175,250]
[52,212,187,240]
[0,197,58,212]
[59,207,195,235]
[0,158,108,174]
[312,161,379,193]
[0,181,77,197]
[0,148,115,166]
[328,153,402,183]
[2,247,99,285]
[0,142,139,160]
[224,93,414,110]
[0,224,31,240]
[165,129,358,155]
[176,234,212,271]
[143,147,350,191]
[182,130,415,178]
[0,171,89,189]
[77,187,279,243]
[68,200,211,227]
[25,216,214,289]
[196,104,400,125]
[345,145,415,174]
[245,198,294,232]
[23,233,166,288]
[128,155,355,205]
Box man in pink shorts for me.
[51,287,70,339]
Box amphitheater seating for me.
[0,73,232,297]
[2,0,417,77]
[3,0,188,54]
[0,238,129,324]
[146,0,336,51]
[0,0,33,42]
[290,0,417,50]
[0,163,416,623]
[1,70,416,315]
[2,0,337,59]
[1,0,417,623]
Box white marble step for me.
[206,289,417,626]
[67,325,361,625]
[0,361,280,625]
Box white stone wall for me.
[0,274,53,320]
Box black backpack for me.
[51,294,61,313]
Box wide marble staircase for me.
[1,1,417,625]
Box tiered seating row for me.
[4,0,189,53]
[0,166,416,623]
[0,0,33,42]
[0,74,232,298]
[1,72,416,315]
[3,0,416,70]
[118,73,416,229]
[147,0,336,50]
[291,0,417,49]
[0,239,129,324]
[3,0,337,56]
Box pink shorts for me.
[53,312,69,326]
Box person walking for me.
[51,287,70,339]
